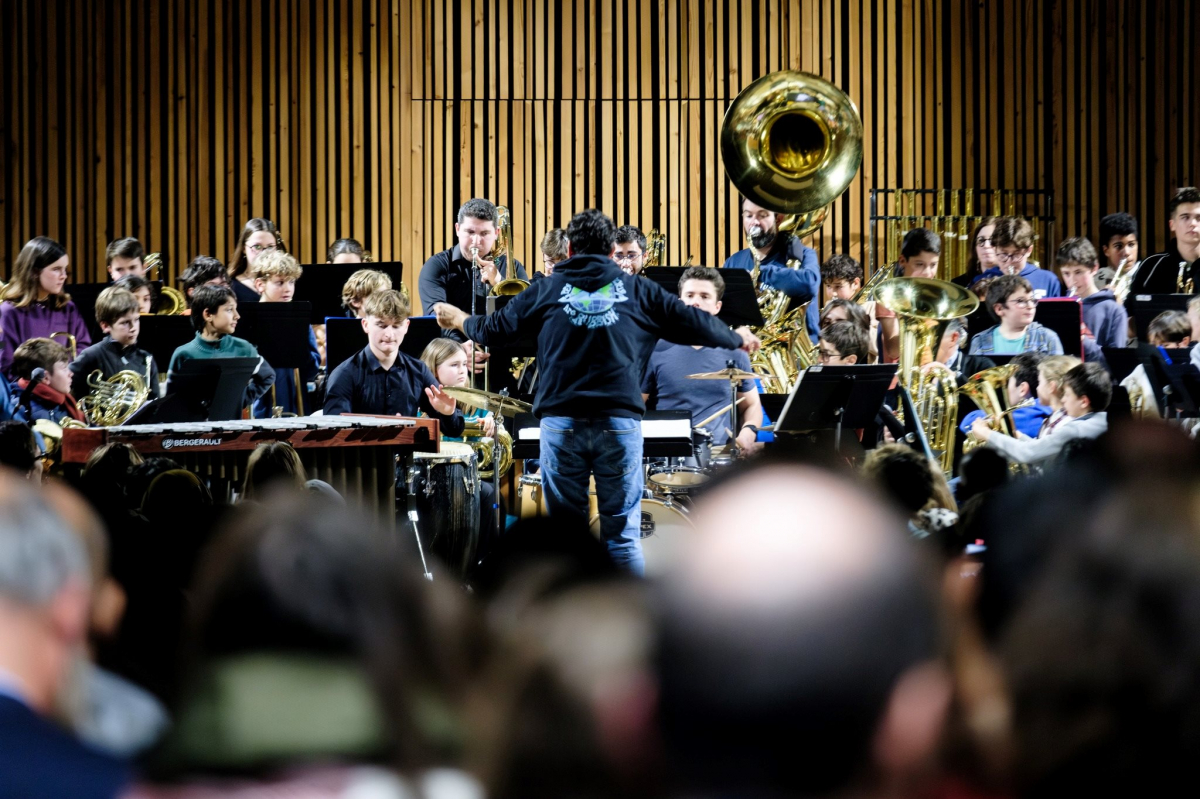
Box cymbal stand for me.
[725,358,739,445]
[492,390,507,539]
[470,247,480,388]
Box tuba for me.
[77,356,152,427]
[873,277,979,472]
[488,206,529,296]
[957,363,1020,455]
[721,71,863,389]
[462,418,513,479]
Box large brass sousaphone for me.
[720,71,863,386]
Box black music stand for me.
[235,302,316,412]
[161,356,261,422]
[324,315,442,374]
[642,267,765,328]
[1127,294,1191,341]
[776,364,898,455]
[66,282,113,344]
[1034,298,1083,358]
[1103,346,1143,382]
[139,315,196,375]
[293,262,405,324]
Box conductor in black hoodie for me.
[434,210,761,574]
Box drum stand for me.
[491,392,509,540]
[404,467,435,581]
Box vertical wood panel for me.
[1,0,1196,311]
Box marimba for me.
[63,415,440,518]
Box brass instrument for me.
[488,206,529,296]
[850,262,895,305]
[50,332,77,360]
[1109,257,1138,305]
[720,70,863,391]
[1179,260,1195,295]
[150,285,187,315]
[143,252,163,279]
[77,356,152,427]
[958,364,1020,457]
[462,417,513,479]
[873,277,979,472]
[644,229,667,267]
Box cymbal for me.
[685,368,780,381]
[441,386,532,418]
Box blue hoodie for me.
[1080,289,1128,348]
[972,263,1063,298]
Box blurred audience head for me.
[0,421,40,478]
[241,441,307,500]
[655,463,949,798]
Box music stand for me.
[235,302,314,370]
[1127,294,1191,341]
[293,262,405,324]
[138,316,196,376]
[642,267,765,328]
[1034,298,1083,358]
[775,364,898,454]
[163,356,260,422]
[324,315,442,374]
[1103,346,1143,382]
[65,282,111,344]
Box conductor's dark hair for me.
[457,198,498,226]
[615,225,647,252]
[190,284,237,333]
[901,228,941,259]
[566,209,617,256]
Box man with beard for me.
[722,198,821,342]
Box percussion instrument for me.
[61,415,440,520]
[589,497,693,577]
[407,442,480,580]
[517,471,598,521]
[441,386,533,419]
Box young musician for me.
[1120,310,1192,417]
[0,236,92,376]
[1097,212,1139,289]
[820,253,864,303]
[327,238,367,264]
[418,198,527,349]
[248,251,319,417]
[340,269,393,317]
[323,290,464,437]
[819,299,876,363]
[968,275,1064,356]
[180,256,229,307]
[70,287,159,401]
[113,275,154,315]
[934,318,995,384]
[817,321,869,365]
[105,238,146,281]
[722,197,821,344]
[960,352,1052,440]
[226,218,286,304]
[433,209,760,574]
[538,228,569,278]
[641,267,763,452]
[1129,188,1200,297]
[613,225,647,276]
[971,362,1110,467]
[952,217,998,288]
[877,229,943,363]
[10,338,86,424]
[970,217,1063,298]
[1057,237,1128,348]
[166,285,275,406]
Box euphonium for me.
[77,356,152,427]
[873,277,979,472]
[462,418,513,479]
[489,206,529,296]
[957,363,1020,456]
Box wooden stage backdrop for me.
[1,0,1196,310]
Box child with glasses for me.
[968,275,1064,356]
[226,218,286,304]
[970,217,1062,299]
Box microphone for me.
[19,367,46,416]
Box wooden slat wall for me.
[1,0,1196,312]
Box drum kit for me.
[410,368,775,580]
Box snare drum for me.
[408,443,479,579]
[648,465,710,499]
[589,497,692,576]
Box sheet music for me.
[517,417,691,440]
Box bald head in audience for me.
[656,464,951,798]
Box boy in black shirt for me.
[70,287,159,401]
[323,290,464,436]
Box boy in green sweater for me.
[166,284,275,405]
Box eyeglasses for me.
[975,237,993,246]
[1005,297,1038,308]
[995,250,1029,264]
[817,350,841,362]
[613,253,642,263]
[247,244,277,254]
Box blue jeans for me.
[539,416,644,575]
